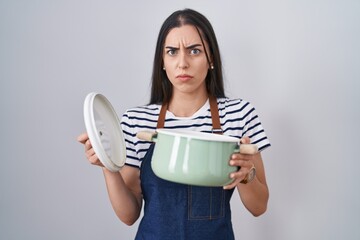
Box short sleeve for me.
[120,111,142,168]
[242,102,271,152]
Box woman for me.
[78,9,270,240]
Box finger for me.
[223,178,241,190]
[77,133,89,144]
[229,161,253,175]
[229,169,247,180]
[228,159,252,179]
[89,155,104,167]
[85,148,96,159]
[223,166,249,189]
[231,153,254,162]
[84,139,93,151]
[240,136,251,144]
[88,152,99,164]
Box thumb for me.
[77,132,89,144]
[240,136,251,144]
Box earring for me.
[163,67,166,70]
[210,65,214,70]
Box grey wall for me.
[1,0,359,239]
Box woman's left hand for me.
[223,137,255,190]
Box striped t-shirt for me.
[120,98,270,168]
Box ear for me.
[209,56,214,70]
[209,55,214,68]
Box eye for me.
[166,49,177,56]
[190,49,201,55]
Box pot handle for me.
[238,144,258,155]
[136,131,157,142]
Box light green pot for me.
[137,129,257,187]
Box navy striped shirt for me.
[121,98,270,168]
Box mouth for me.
[176,74,193,81]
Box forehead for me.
[165,25,203,45]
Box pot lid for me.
[83,92,126,172]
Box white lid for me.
[83,92,126,172]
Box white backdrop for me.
[1,0,359,239]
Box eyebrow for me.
[165,43,203,50]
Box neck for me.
[168,92,208,117]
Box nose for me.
[178,52,189,69]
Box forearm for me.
[103,168,142,225]
[237,177,269,216]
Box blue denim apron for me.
[134,97,236,240]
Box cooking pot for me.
[137,129,258,187]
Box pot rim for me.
[156,128,240,143]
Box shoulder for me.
[217,97,271,151]
[121,104,160,168]
[122,104,160,119]
[121,104,160,125]
[120,103,161,140]
[217,97,255,117]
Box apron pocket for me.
[188,185,225,220]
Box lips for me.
[176,74,193,81]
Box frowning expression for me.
[163,25,212,96]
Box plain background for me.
[1,0,359,239]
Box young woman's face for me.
[163,25,211,97]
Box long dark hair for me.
[149,9,225,104]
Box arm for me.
[223,138,269,216]
[77,133,143,225]
[103,166,142,225]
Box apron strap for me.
[156,96,222,134]
[156,102,168,129]
[209,95,222,134]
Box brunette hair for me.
[149,9,225,104]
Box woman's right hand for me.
[77,132,104,168]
